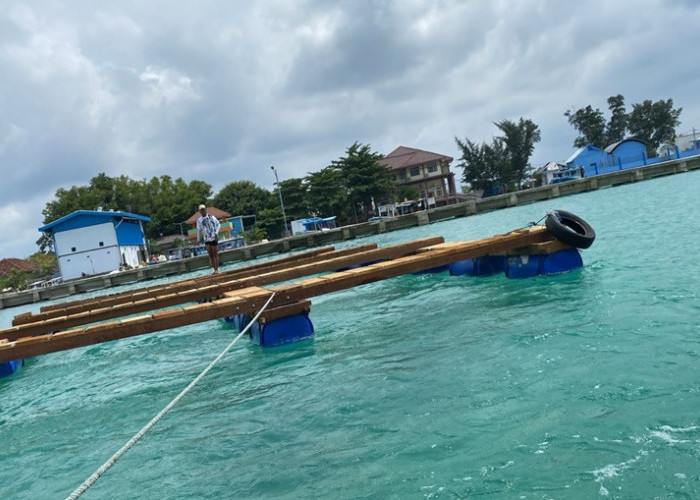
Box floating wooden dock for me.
[0,224,567,363]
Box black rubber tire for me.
[545,210,596,249]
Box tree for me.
[454,136,507,192]
[38,173,213,251]
[627,99,682,156]
[330,142,394,222]
[213,180,274,217]
[565,95,682,155]
[28,252,57,277]
[143,175,212,239]
[564,105,606,148]
[305,167,349,222]
[494,118,541,188]
[275,177,307,222]
[605,94,628,144]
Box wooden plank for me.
[9,237,442,332]
[508,239,572,255]
[240,226,553,309]
[0,226,552,362]
[0,287,274,362]
[31,245,348,319]
[258,300,311,323]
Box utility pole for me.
[270,166,288,237]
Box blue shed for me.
[605,139,647,169]
[565,145,608,177]
[39,209,151,280]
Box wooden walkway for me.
[0,225,560,363]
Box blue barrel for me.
[449,255,506,276]
[540,248,583,274]
[0,359,24,378]
[250,313,315,347]
[505,255,541,279]
[506,249,583,279]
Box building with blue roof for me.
[38,209,151,281]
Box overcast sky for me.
[1,0,699,259]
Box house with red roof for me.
[0,258,37,276]
[379,146,457,207]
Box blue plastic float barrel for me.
[448,255,507,276]
[539,248,583,275]
[250,313,314,347]
[0,359,24,378]
[505,248,583,279]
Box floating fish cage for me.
[1,209,596,374]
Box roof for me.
[533,161,566,175]
[565,145,605,164]
[379,146,453,170]
[185,206,232,224]
[604,138,646,153]
[39,210,151,232]
[0,258,37,276]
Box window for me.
[71,247,77,252]
[410,167,420,177]
[99,241,104,247]
[427,162,438,173]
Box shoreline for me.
[2,153,698,310]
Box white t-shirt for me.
[196,214,221,242]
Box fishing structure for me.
[0,210,595,376]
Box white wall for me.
[55,223,122,280]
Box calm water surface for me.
[2,170,700,499]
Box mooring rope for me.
[65,292,276,500]
[528,213,549,227]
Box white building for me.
[38,209,151,281]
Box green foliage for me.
[171,238,188,248]
[305,167,348,220]
[494,118,541,188]
[242,225,267,244]
[329,142,393,223]
[39,173,213,251]
[0,268,29,291]
[565,94,682,155]
[565,105,607,148]
[398,185,419,201]
[253,207,281,239]
[454,137,505,191]
[628,99,682,156]
[28,252,57,277]
[455,117,539,192]
[275,177,307,222]
[606,94,628,144]
[213,180,274,217]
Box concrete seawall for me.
[2,154,698,309]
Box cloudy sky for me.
[1,0,699,259]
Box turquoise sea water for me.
[2,170,700,499]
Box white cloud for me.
[1,0,700,258]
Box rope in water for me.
[65,292,276,500]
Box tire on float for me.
[545,210,596,249]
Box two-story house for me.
[379,146,457,207]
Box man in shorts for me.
[196,204,222,273]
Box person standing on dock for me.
[196,204,221,273]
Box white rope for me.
[65,292,276,500]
